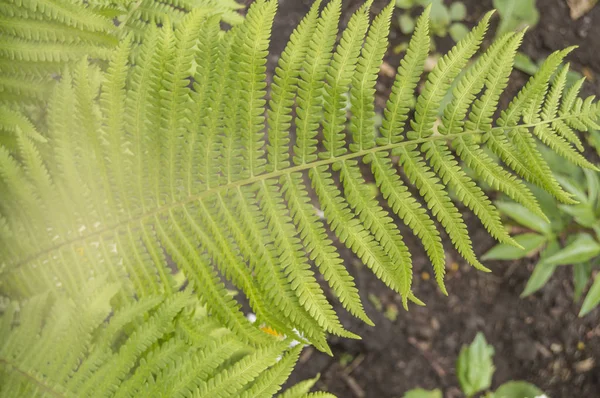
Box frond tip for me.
[1,1,599,360]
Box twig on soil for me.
[341,373,365,398]
[408,337,447,378]
[343,353,365,376]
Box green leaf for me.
[493,381,544,398]
[429,0,451,27]
[580,273,600,316]
[513,52,539,75]
[404,388,443,398]
[494,0,539,37]
[482,233,547,261]
[588,130,600,156]
[449,2,467,21]
[456,333,495,397]
[573,262,592,302]
[521,239,561,297]
[496,202,552,235]
[559,203,596,228]
[584,169,600,205]
[555,174,588,203]
[398,14,416,34]
[540,233,600,267]
[396,0,416,9]
[449,23,470,42]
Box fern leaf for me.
[293,0,341,165]
[282,172,371,325]
[195,341,288,398]
[311,165,420,303]
[0,106,46,142]
[277,375,320,398]
[367,152,446,295]
[3,4,600,375]
[379,5,430,144]
[236,0,277,178]
[223,188,329,351]
[267,0,321,171]
[239,345,303,398]
[396,145,489,280]
[339,159,413,306]
[256,179,357,340]
[410,11,493,140]
[321,0,371,159]
[349,1,394,152]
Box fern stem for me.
[7,114,588,272]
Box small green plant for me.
[494,0,539,38]
[396,0,469,42]
[404,333,545,398]
[484,144,600,316]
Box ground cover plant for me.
[1,0,599,396]
[404,333,546,397]
[484,145,600,316]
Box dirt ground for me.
[243,0,600,396]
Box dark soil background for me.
[244,0,600,396]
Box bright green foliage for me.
[0,0,243,107]
[395,0,469,42]
[484,142,600,316]
[494,0,539,38]
[456,333,495,397]
[0,281,306,398]
[1,0,600,394]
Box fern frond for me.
[268,0,322,171]
[410,11,493,140]
[348,0,393,152]
[294,0,341,166]
[379,5,430,144]
[2,1,600,370]
[0,285,299,398]
[321,1,370,160]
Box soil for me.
[244,0,600,396]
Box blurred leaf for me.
[514,53,584,88]
[584,169,600,205]
[398,13,416,34]
[541,233,600,267]
[493,381,544,398]
[539,143,583,180]
[580,273,600,316]
[449,22,470,42]
[403,388,443,398]
[513,52,539,75]
[429,0,451,26]
[573,262,593,301]
[395,0,415,9]
[457,333,495,397]
[527,185,568,229]
[522,239,561,297]
[567,0,599,19]
[555,175,588,203]
[496,201,552,235]
[559,203,596,228]
[482,233,547,261]
[449,2,467,20]
[588,130,600,156]
[494,0,539,37]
